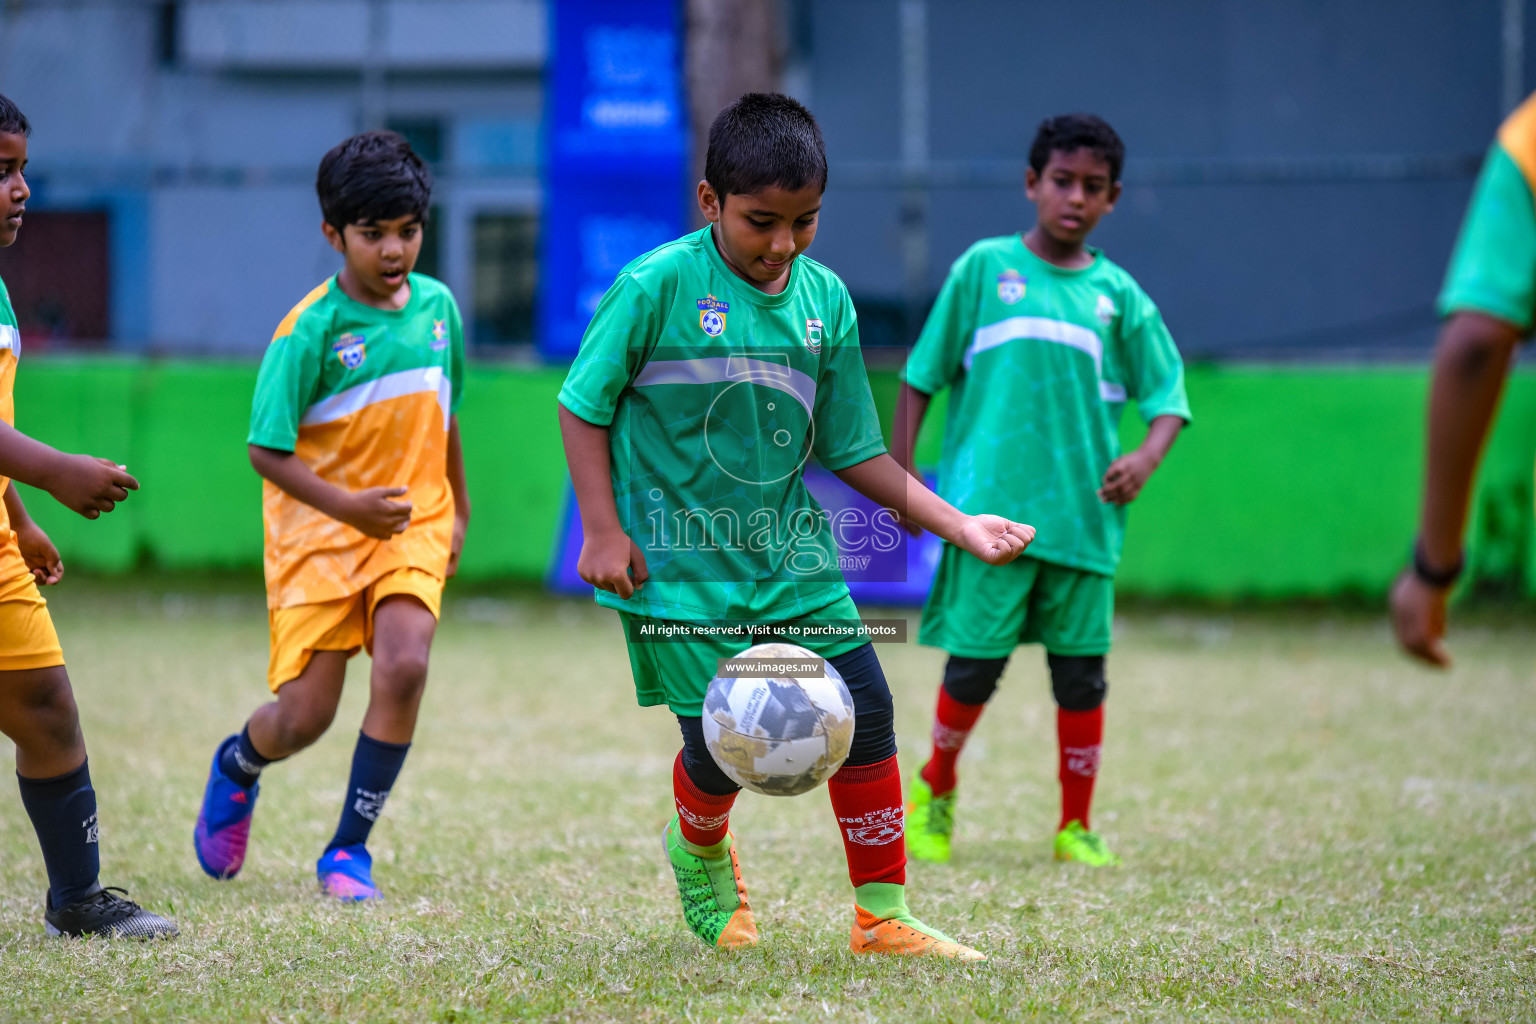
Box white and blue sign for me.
[540,0,688,357]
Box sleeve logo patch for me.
[697,295,729,337]
[333,333,368,369]
[431,319,450,350]
[997,269,1026,305]
[804,318,824,353]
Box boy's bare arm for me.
[248,443,411,540]
[833,452,1034,566]
[445,416,470,577]
[4,481,62,584]
[893,382,932,477]
[1098,414,1185,505]
[558,402,648,599]
[0,422,137,519]
[1390,311,1522,668]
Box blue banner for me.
[539,0,688,357]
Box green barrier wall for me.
[9,360,1536,599]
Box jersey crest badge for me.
[697,295,728,337]
[804,318,823,354]
[1095,294,1117,325]
[997,269,1026,305]
[333,333,367,369]
[431,319,449,350]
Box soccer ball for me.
[702,642,855,796]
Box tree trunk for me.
[686,0,783,207]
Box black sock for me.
[17,760,101,910]
[219,725,272,788]
[326,732,410,853]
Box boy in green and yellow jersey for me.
[1393,93,1536,662]
[194,131,470,901]
[0,92,177,938]
[898,115,1191,868]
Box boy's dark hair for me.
[1029,114,1124,182]
[316,130,432,230]
[705,92,828,198]
[0,93,31,137]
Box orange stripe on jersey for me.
[271,279,333,342]
[1498,92,1536,194]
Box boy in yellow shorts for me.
[193,131,469,900]
[0,93,176,938]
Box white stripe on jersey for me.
[300,365,450,430]
[964,316,1125,403]
[0,325,19,356]
[631,356,817,415]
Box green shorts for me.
[917,547,1114,658]
[619,593,870,716]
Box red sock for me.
[918,686,987,797]
[673,752,736,848]
[1057,706,1104,830]
[827,754,906,887]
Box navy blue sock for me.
[219,725,272,788]
[326,732,410,853]
[17,760,101,910]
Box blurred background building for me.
[0,0,1526,358]
[2,0,1535,597]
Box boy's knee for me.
[829,645,898,767]
[8,670,82,750]
[942,655,1008,705]
[274,696,337,749]
[373,647,430,703]
[1047,653,1107,711]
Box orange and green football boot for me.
[905,770,956,863]
[1053,819,1121,866]
[848,882,985,961]
[663,816,757,948]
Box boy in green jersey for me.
[559,93,1034,958]
[193,131,470,901]
[897,115,1191,867]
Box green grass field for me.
[0,580,1533,1022]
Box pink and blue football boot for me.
[317,844,380,901]
[193,735,259,880]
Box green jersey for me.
[1439,92,1536,329]
[904,235,1190,577]
[559,225,888,621]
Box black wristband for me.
[1412,540,1463,589]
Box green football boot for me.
[1053,819,1121,866]
[662,817,758,948]
[905,770,956,863]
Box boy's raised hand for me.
[338,486,413,539]
[578,528,649,599]
[14,519,63,585]
[45,455,138,519]
[954,514,1035,566]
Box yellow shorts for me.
[0,569,65,672]
[267,566,443,692]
